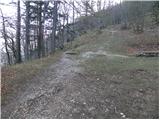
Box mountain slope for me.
[1,25,159,119]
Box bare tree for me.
[25,1,30,60]
[97,0,101,11]
[16,0,22,63]
[51,1,59,53]
[37,1,43,58]
[0,8,11,65]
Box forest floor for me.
[1,25,159,119]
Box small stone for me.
[139,89,143,92]
[73,108,78,112]
[70,99,75,103]
[88,107,95,111]
[105,108,109,112]
[120,112,126,118]
[120,113,124,115]
[83,102,86,105]
[97,78,100,80]
[105,99,109,102]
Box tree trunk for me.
[0,9,11,65]
[25,1,30,60]
[16,0,22,63]
[37,2,43,58]
[51,1,58,53]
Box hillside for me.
[1,24,158,118]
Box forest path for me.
[7,47,129,119]
[2,28,158,119]
[8,53,84,118]
[3,28,127,118]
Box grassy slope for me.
[1,24,158,118]
[1,51,63,105]
[71,26,159,118]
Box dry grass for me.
[1,24,158,118]
[71,25,159,118]
[1,51,62,105]
[125,27,159,52]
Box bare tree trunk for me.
[16,0,22,63]
[66,13,69,42]
[71,1,75,47]
[51,1,58,53]
[41,2,49,57]
[73,1,75,30]
[37,2,43,58]
[85,1,88,16]
[61,15,65,49]
[0,9,11,65]
[7,36,17,61]
[25,1,30,60]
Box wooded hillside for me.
[0,0,158,65]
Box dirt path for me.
[2,28,158,119]
[2,50,129,119]
[2,28,128,118]
[3,53,82,118]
